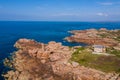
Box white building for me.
[93,45,106,53]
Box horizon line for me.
[0,20,120,23]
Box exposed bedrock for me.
[3,38,120,80]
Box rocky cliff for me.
[3,39,120,80]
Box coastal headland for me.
[65,28,120,49]
[3,38,120,80]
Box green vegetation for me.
[71,47,99,66]
[114,36,120,42]
[99,33,108,38]
[71,47,120,73]
[110,30,120,42]
[107,48,120,57]
[98,30,120,42]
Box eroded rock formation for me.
[3,39,120,80]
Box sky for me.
[0,0,120,21]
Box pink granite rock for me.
[3,39,120,80]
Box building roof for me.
[93,45,105,48]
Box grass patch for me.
[71,47,120,73]
[114,36,120,42]
[99,34,108,38]
[98,30,120,42]
[107,48,120,58]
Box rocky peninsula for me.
[3,39,120,80]
[65,28,120,49]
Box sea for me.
[0,21,120,79]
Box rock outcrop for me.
[65,28,120,48]
[3,39,120,80]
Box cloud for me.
[99,2,114,6]
[66,8,75,11]
[97,13,108,17]
[98,2,120,6]
[36,6,45,10]
[52,13,80,17]
[35,4,49,10]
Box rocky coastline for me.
[65,28,120,49]
[3,39,120,80]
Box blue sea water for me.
[0,21,120,79]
